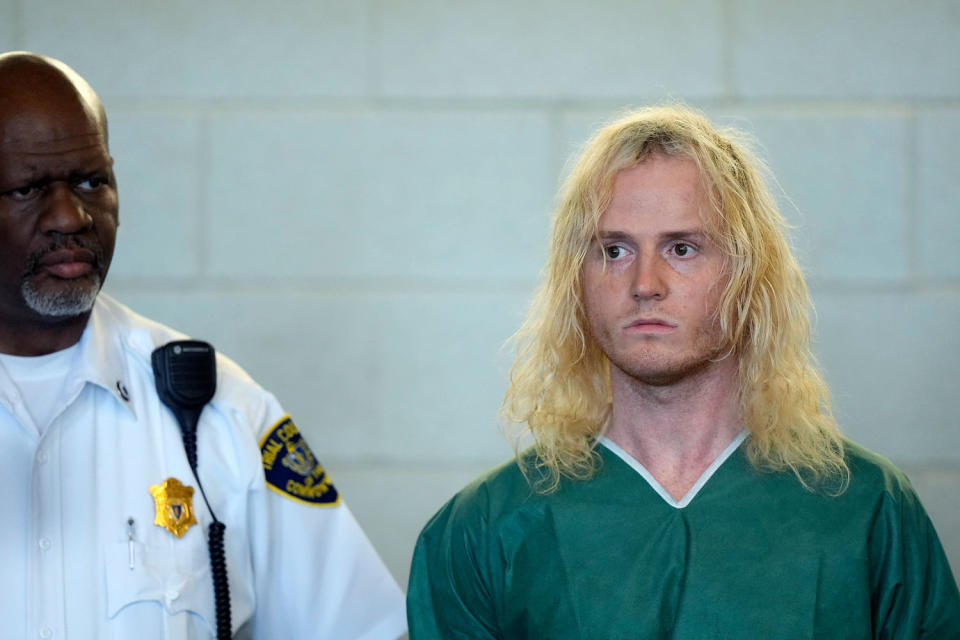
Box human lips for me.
[624,316,676,333]
[37,247,97,279]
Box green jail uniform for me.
[407,436,960,639]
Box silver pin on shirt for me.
[126,517,136,570]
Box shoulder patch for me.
[260,416,340,506]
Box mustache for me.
[22,234,107,279]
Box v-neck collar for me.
[599,429,748,509]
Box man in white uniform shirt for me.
[0,51,406,639]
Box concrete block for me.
[206,111,554,280]
[557,109,626,182]
[813,290,960,463]
[328,461,504,587]
[900,467,960,581]
[107,114,202,279]
[723,112,909,282]
[0,4,16,50]
[377,0,724,98]
[732,0,960,98]
[369,290,529,460]
[103,288,528,462]
[917,112,960,279]
[22,0,369,98]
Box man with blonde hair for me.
[407,105,960,638]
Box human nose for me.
[631,251,667,300]
[40,183,94,234]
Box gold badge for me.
[149,477,198,538]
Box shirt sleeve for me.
[243,398,407,639]
[407,492,501,640]
[869,476,960,639]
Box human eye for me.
[603,244,630,260]
[668,241,698,259]
[74,175,110,192]
[3,183,42,202]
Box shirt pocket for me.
[105,534,216,634]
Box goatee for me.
[19,236,107,318]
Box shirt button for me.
[36,450,49,464]
[38,537,52,551]
[166,589,180,602]
[39,627,53,639]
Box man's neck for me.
[605,356,743,500]
[0,313,89,356]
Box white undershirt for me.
[0,342,79,433]
[600,429,749,509]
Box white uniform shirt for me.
[0,294,407,640]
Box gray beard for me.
[21,276,101,318]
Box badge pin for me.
[149,477,197,538]
[126,517,136,570]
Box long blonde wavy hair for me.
[502,104,848,493]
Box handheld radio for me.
[152,340,231,640]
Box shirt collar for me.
[69,296,138,419]
[0,295,137,426]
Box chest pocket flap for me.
[105,535,215,631]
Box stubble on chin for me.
[603,323,730,388]
[610,345,727,388]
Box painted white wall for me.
[5,0,958,587]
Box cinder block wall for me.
[5,1,958,587]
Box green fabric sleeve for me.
[868,471,960,639]
[406,490,501,640]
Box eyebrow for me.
[1,157,113,187]
[594,230,632,243]
[660,229,707,243]
[594,229,707,243]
